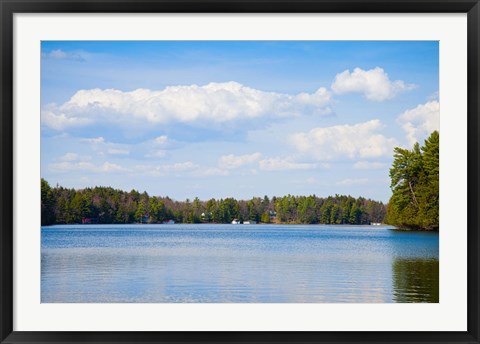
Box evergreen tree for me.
[41,179,56,225]
[40,183,388,226]
[386,131,439,230]
[135,200,147,223]
[260,212,271,223]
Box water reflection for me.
[392,258,439,303]
[41,225,439,303]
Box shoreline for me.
[40,223,440,233]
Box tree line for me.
[41,180,386,226]
[385,131,439,231]
[41,131,438,229]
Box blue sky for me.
[41,41,439,202]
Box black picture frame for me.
[1,1,479,343]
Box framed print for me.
[1,1,479,343]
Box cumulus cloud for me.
[218,152,262,169]
[353,161,388,169]
[336,178,369,186]
[397,100,439,146]
[289,120,398,160]
[41,81,332,130]
[258,158,317,171]
[42,110,93,130]
[331,67,416,101]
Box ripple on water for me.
[41,224,439,303]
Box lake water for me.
[41,224,439,303]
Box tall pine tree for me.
[386,131,439,230]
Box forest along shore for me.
[41,184,386,227]
[41,131,438,231]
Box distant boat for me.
[163,220,175,224]
[371,222,381,226]
[243,221,256,225]
[231,219,240,225]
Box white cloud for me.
[353,161,388,169]
[145,150,167,159]
[49,161,95,172]
[143,136,172,158]
[135,162,226,177]
[49,161,128,173]
[79,136,134,157]
[42,49,85,61]
[397,100,439,146]
[218,152,262,169]
[336,178,369,186]
[101,162,128,172]
[331,67,416,101]
[428,91,439,101]
[81,137,105,144]
[134,164,163,177]
[154,135,168,145]
[107,148,130,155]
[42,110,92,130]
[163,162,199,172]
[289,120,398,160]
[60,153,79,161]
[41,82,332,130]
[198,168,230,177]
[60,152,91,162]
[292,177,321,185]
[293,88,332,107]
[258,158,317,171]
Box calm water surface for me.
[41,224,438,303]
